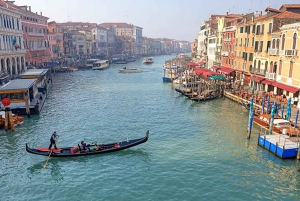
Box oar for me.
[42,149,53,170]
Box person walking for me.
[294,96,298,107]
[48,131,59,149]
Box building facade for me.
[0,1,26,78]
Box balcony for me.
[0,49,26,55]
[265,72,276,80]
[285,49,297,56]
[250,68,266,76]
[223,38,232,42]
[268,49,279,56]
[29,47,46,51]
[0,27,23,34]
[221,51,229,56]
[27,32,45,36]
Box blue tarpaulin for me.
[43,62,58,66]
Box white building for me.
[92,26,108,57]
[0,4,26,79]
[207,35,217,69]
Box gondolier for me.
[48,131,59,149]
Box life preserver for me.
[114,143,119,148]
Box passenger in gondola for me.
[80,141,90,152]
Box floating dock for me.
[258,134,299,159]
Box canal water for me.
[1,55,300,200]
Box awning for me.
[187,62,199,67]
[235,69,243,74]
[194,68,209,75]
[198,61,206,65]
[251,75,265,82]
[262,79,275,85]
[209,75,225,80]
[202,71,219,78]
[211,65,220,70]
[218,67,235,74]
[272,82,300,93]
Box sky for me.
[12,0,300,41]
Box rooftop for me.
[0,79,37,92]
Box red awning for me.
[194,68,210,75]
[272,82,300,93]
[187,62,198,67]
[211,65,220,70]
[218,67,235,74]
[251,75,265,82]
[198,61,206,65]
[235,70,243,74]
[261,79,274,85]
[202,71,220,78]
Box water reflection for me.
[27,159,63,181]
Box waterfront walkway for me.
[226,88,300,127]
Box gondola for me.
[26,131,149,157]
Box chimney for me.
[226,12,229,16]
[29,6,31,11]
[260,11,262,16]
[40,12,42,16]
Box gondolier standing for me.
[48,131,59,149]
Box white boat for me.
[92,60,110,70]
[119,67,142,73]
[143,57,154,64]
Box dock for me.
[258,134,299,159]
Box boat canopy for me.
[209,75,225,80]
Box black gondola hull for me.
[26,131,149,157]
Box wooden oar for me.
[42,149,53,170]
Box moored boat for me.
[0,111,24,127]
[92,60,110,70]
[118,67,142,73]
[26,130,149,157]
[143,57,154,64]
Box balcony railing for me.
[249,68,266,76]
[285,49,297,56]
[27,32,45,36]
[0,49,26,54]
[29,47,46,51]
[268,49,279,56]
[223,38,232,42]
[265,72,276,80]
[221,51,229,56]
[0,27,23,34]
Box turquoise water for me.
[1,55,300,201]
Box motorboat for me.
[143,57,154,64]
[92,60,110,70]
[119,67,142,73]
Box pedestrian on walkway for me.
[294,96,298,107]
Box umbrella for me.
[275,103,279,116]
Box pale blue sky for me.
[13,0,300,41]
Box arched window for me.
[254,60,257,68]
[276,39,280,49]
[272,39,275,49]
[270,61,273,72]
[258,60,261,71]
[265,61,268,74]
[292,33,297,49]
[281,34,285,50]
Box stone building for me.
[48,21,63,60]
[0,0,26,79]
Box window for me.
[276,39,280,49]
[292,33,297,49]
[261,24,264,35]
[267,41,271,51]
[256,25,260,35]
[259,41,263,52]
[281,34,285,50]
[268,23,272,33]
[289,61,293,77]
[272,39,276,49]
[249,53,253,61]
[240,27,243,33]
[240,38,242,46]
[254,41,259,51]
[252,25,256,33]
[252,37,254,46]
